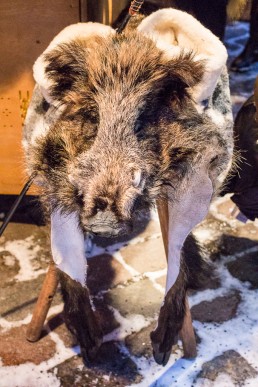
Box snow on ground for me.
[0,236,46,282]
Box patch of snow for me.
[193,227,218,243]
[0,236,46,282]
[128,232,161,246]
[195,373,235,387]
[144,269,166,293]
[103,374,111,381]
[113,251,139,276]
[104,307,154,342]
[0,314,33,331]
[0,365,61,387]
[3,254,16,266]
[0,326,79,387]
[0,302,63,332]
[129,347,185,387]
[145,269,167,280]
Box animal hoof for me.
[80,336,102,365]
[152,342,171,366]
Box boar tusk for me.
[132,169,142,188]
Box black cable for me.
[116,0,145,34]
[0,173,37,237]
[117,14,131,34]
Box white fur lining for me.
[33,22,115,104]
[138,9,228,103]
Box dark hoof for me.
[152,342,171,366]
[80,335,102,365]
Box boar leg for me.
[59,271,103,364]
[51,210,102,362]
[152,168,213,365]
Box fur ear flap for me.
[163,51,205,108]
[33,23,115,106]
[166,52,205,88]
[145,51,205,113]
[137,9,228,103]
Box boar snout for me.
[83,208,133,237]
[74,165,146,237]
[81,193,136,237]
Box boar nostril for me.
[94,197,108,212]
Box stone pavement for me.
[1,21,258,387]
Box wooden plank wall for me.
[0,0,80,194]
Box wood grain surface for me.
[0,0,79,194]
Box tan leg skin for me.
[157,199,197,359]
[153,164,213,365]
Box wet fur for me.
[59,271,102,363]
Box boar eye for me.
[134,121,146,139]
[210,155,219,166]
[42,98,50,112]
[84,129,97,142]
[81,121,97,142]
[134,121,143,134]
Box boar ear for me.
[138,8,227,103]
[33,23,115,106]
[161,52,205,108]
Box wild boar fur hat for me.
[23,8,233,285]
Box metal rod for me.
[0,173,37,237]
[116,13,131,34]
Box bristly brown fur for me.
[24,24,232,365]
[26,30,228,222]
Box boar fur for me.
[23,9,233,365]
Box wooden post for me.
[156,199,197,359]
[26,262,59,342]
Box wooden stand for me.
[26,263,59,342]
[26,202,196,358]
